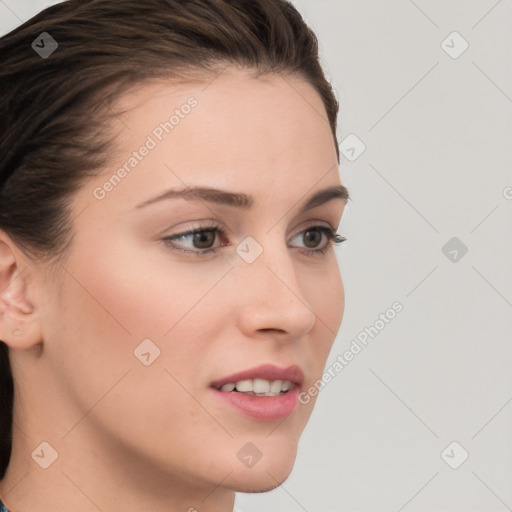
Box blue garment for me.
[0,500,9,512]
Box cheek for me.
[45,246,239,464]
[302,257,345,346]
[47,240,235,407]
[58,236,232,340]
[295,260,345,402]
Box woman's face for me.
[32,68,347,495]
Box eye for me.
[162,222,227,256]
[162,222,346,257]
[289,226,346,256]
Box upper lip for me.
[210,364,304,389]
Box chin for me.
[223,446,298,493]
[227,467,294,494]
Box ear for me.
[0,230,43,350]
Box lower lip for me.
[210,386,301,421]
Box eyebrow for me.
[135,184,350,213]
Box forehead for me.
[87,68,340,214]
[111,67,336,160]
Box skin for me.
[0,67,347,512]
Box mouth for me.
[209,364,304,421]
[209,363,304,395]
[212,378,295,396]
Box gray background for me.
[1,1,511,511]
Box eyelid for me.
[164,219,337,243]
[297,219,338,233]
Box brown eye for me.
[189,230,216,250]
[162,224,228,256]
[303,229,324,249]
[289,226,346,256]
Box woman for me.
[0,0,350,510]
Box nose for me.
[235,240,317,341]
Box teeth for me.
[270,380,283,393]
[253,378,270,393]
[236,379,253,392]
[218,378,293,395]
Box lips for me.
[209,364,304,390]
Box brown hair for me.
[0,0,340,478]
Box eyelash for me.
[162,222,347,258]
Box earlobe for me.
[0,234,42,349]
